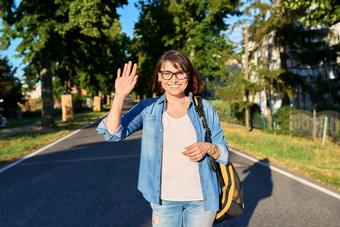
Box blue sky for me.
[1,0,243,82]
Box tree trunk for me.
[244,24,250,131]
[279,44,291,106]
[266,91,273,130]
[262,35,273,129]
[40,48,55,126]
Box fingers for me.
[183,142,211,162]
[183,143,202,162]
[121,61,137,78]
[117,68,121,78]
[131,63,137,77]
[126,61,132,77]
[131,75,138,86]
[122,63,128,77]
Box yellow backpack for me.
[193,96,244,223]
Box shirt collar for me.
[156,93,166,104]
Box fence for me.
[290,110,339,142]
[211,100,339,143]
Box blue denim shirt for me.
[96,93,229,211]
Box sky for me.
[0,0,244,82]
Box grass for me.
[221,122,340,190]
[2,110,64,129]
[0,110,107,166]
[4,117,41,128]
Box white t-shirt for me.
[161,111,203,201]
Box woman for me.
[96,50,229,226]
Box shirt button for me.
[204,195,207,199]
[197,134,200,137]
[158,145,161,148]
[201,180,204,184]
[157,176,160,179]
[160,129,162,132]
[158,160,160,163]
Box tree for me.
[0,56,23,117]
[281,0,340,27]
[131,0,242,98]
[166,0,242,90]
[0,0,127,125]
[275,0,340,110]
[1,0,61,125]
[244,0,281,129]
[130,0,175,98]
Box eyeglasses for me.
[159,70,188,80]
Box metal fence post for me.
[313,109,316,142]
[289,109,292,137]
[322,117,328,145]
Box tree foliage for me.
[216,66,262,110]
[0,0,127,125]
[276,0,340,109]
[224,0,340,130]
[167,0,242,89]
[131,0,242,97]
[0,56,22,117]
[130,0,175,98]
[281,0,340,27]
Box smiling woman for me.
[96,50,231,226]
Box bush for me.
[210,100,244,125]
[274,106,295,135]
[72,94,87,113]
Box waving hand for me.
[115,61,138,97]
[106,61,138,134]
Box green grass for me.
[0,110,107,166]
[3,111,61,129]
[221,122,340,190]
[4,117,41,128]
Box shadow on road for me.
[1,119,273,227]
[0,123,151,226]
[216,158,273,226]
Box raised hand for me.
[115,61,138,97]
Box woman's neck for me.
[165,93,188,104]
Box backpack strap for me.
[193,96,211,143]
[193,96,218,172]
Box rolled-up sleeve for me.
[203,100,229,165]
[215,143,229,165]
[96,117,124,141]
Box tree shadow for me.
[0,130,152,226]
[216,158,273,226]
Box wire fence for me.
[211,100,340,143]
[290,110,339,142]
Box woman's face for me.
[158,61,189,98]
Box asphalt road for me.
[1,106,339,226]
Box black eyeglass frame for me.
[159,70,188,80]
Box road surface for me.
[0,106,339,226]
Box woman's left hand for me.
[183,142,211,162]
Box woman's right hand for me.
[115,61,138,97]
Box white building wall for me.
[29,84,41,99]
[243,22,340,114]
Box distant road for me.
[0,101,339,226]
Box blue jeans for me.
[150,200,216,227]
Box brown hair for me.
[150,50,204,95]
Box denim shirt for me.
[96,93,229,211]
